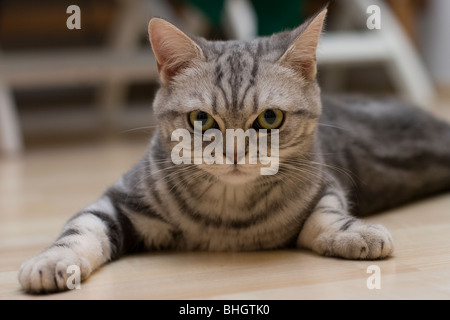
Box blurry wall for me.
[419,0,450,87]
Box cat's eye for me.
[253,109,284,130]
[189,111,217,131]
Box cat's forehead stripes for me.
[206,41,261,115]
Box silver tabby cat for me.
[19,9,450,293]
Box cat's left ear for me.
[278,8,327,81]
[148,18,205,85]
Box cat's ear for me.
[278,8,327,81]
[148,18,205,85]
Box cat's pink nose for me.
[223,152,239,164]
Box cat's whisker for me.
[275,170,306,188]
[118,125,159,134]
[283,157,359,188]
[132,161,189,187]
[279,161,322,181]
[317,122,349,131]
[166,168,209,194]
[308,161,359,188]
[277,164,325,189]
[152,164,196,185]
[163,166,199,184]
[281,166,326,186]
[302,151,340,156]
[280,160,336,185]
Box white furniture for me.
[0,0,162,156]
[0,77,22,155]
[318,0,435,108]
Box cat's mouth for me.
[216,165,259,185]
[198,163,263,185]
[229,166,246,176]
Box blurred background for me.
[0,0,450,156]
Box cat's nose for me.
[223,152,242,164]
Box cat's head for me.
[149,9,327,185]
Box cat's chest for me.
[178,224,294,251]
[150,177,315,251]
[170,199,304,251]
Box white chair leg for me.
[0,80,23,156]
[379,3,436,108]
[351,0,436,107]
[97,0,148,128]
[223,0,258,40]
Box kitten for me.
[19,8,450,293]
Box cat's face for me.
[149,10,326,185]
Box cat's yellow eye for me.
[189,111,216,131]
[254,109,284,130]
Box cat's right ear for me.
[148,18,205,85]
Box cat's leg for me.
[18,192,140,293]
[297,186,394,259]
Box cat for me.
[18,8,450,293]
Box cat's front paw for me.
[313,223,394,260]
[18,246,92,293]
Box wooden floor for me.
[1,102,450,300]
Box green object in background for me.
[187,0,226,28]
[251,0,306,36]
[185,0,306,36]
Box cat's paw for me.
[18,246,92,293]
[312,223,394,260]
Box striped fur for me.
[19,9,450,293]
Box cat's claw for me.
[18,247,91,293]
[312,223,394,260]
